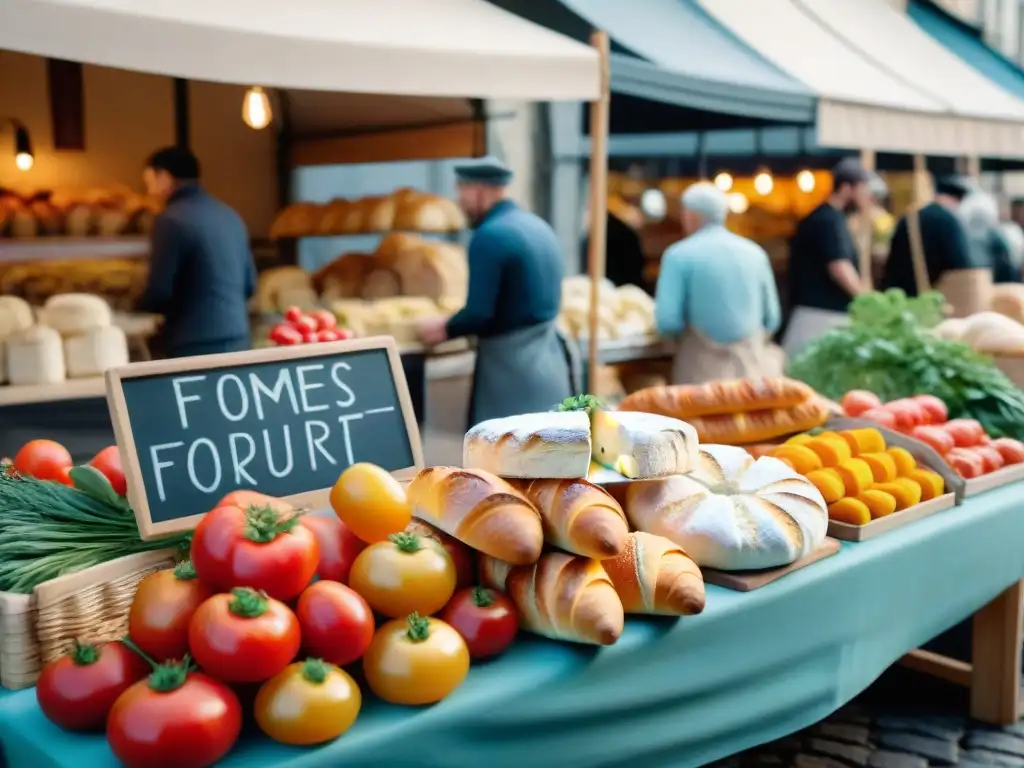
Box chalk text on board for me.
[148,361,393,502]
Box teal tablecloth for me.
[2,484,1023,768]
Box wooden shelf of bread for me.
[0,187,161,241]
[269,188,466,239]
[0,294,128,396]
[0,258,149,313]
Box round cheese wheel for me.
[41,293,113,336]
[0,296,35,339]
[64,325,129,378]
[7,325,66,386]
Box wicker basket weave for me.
[0,548,176,690]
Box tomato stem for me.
[173,560,198,580]
[405,612,431,643]
[120,636,159,670]
[471,586,495,608]
[243,505,299,543]
[69,640,99,666]
[229,587,269,618]
[301,658,329,684]
[389,532,422,553]
[148,657,192,693]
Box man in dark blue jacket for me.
[140,146,255,358]
[416,156,575,425]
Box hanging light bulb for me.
[640,188,666,221]
[242,87,273,130]
[727,192,749,214]
[753,171,774,196]
[13,125,33,172]
[796,169,816,193]
[714,172,733,192]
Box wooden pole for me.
[586,31,611,392]
[859,148,876,290]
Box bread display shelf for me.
[702,538,841,592]
[0,377,108,407]
[827,493,956,542]
[962,463,1024,497]
[0,237,149,263]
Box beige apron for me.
[671,328,782,386]
[907,206,992,317]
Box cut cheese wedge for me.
[590,410,698,479]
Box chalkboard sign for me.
[105,337,423,540]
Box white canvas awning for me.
[0,0,600,102]
[698,0,1024,157]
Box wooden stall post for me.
[586,31,611,391]
[859,148,876,290]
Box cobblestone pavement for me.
[707,668,1024,767]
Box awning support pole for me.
[586,30,611,393]
[859,149,876,291]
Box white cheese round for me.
[64,325,129,379]
[0,296,34,339]
[40,293,113,336]
[6,325,66,386]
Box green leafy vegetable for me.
[554,394,604,414]
[788,289,1024,439]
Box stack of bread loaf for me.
[269,188,466,239]
[558,276,655,341]
[933,311,1024,356]
[0,294,128,386]
[404,395,828,645]
[618,377,830,446]
[0,188,161,239]
[0,258,148,312]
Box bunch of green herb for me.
[554,394,605,414]
[0,465,190,594]
[788,289,1024,439]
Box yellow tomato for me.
[330,463,411,543]
[349,532,456,618]
[254,659,361,745]
[364,613,469,705]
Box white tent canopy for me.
[1,0,600,102]
[698,0,1024,158]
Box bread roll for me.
[363,196,396,232]
[313,253,374,297]
[317,198,354,235]
[360,268,401,300]
[510,478,629,558]
[480,552,624,645]
[30,198,64,235]
[407,466,543,565]
[393,194,467,232]
[618,378,816,419]
[269,202,323,239]
[64,204,96,237]
[602,532,705,616]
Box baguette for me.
[509,478,629,559]
[407,467,543,565]
[684,399,828,445]
[618,378,815,419]
[480,553,624,645]
[602,532,705,616]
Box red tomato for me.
[860,407,897,430]
[909,425,955,456]
[291,316,319,335]
[991,438,1024,465]
[295,581,375,666]
[440,586,518,659]
[283,307,304,323]
[14,439,72,482]
[975,445,1006,474]
[336,328,354,340]
[309,310,338,331]
[217,490,293,514]
[107,662,242,768]
[299,514,366,584]
[841,390,881,418]
[191,503,318,601]
[270,324,302,346]
[301,332,319,344]
[129,561,213,662]
[946,448,985,479]
[88,446,127,496]
[54,466,74,486]
[316,329,341,343]
[406,520,476,589]
[885,399,926,432]
[188,588,301,683]
[912,394,948,425]
[36,641,148,732]
[945,419,985,448]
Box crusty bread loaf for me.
[480,552,624,645]
[363,196,396,232]
[313,252,375,297]
[317,198,354,235]
[463,411,592,480]
[269,202,323,239]
[625,445,828,571]
[407,466,543,565]
[683,399,828,445]
[510,478,628,558]
[393,194,467,232]
[361,268,402,300]
[602,532,705,616]
[618,378,816,419]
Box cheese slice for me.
[463,411,591,479]
[590,410,698,479]
[587,460,630,485]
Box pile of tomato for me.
[268,306,354,346]
[34,462,518,767]
[840,391,1024,478]
[5,439,126,494]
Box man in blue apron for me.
[416,157,577,427]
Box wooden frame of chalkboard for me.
[104,336,423,540]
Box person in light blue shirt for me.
[654,182,783,384]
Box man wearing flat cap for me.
[883,175,973,296]
[416,156,574,426]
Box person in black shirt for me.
[581,212,648,292]
[783,158,871,359]
[883,176,972,296]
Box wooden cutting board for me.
[702,537,842,592]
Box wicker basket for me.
[0,548,176,690]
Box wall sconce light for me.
[242,87,273,130]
